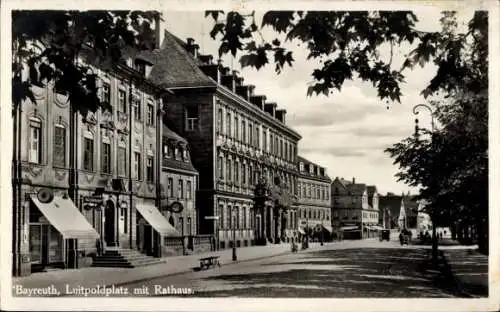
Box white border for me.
[1,1,499,311]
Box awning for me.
[136,203,180,237]
[340,226,359,231]
[30,195,99,240]
[322,225,333,233]
[298,227,306,235]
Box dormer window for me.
[163,144,170,158]
[182,149,189,161]
[175,147,181,160]
[134,60,146,75]
[309,165,314,174]
[299,162,304,172]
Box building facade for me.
[158,125,202,255]
[296,156,332,241]
[11,45,194,275]
[147,32,302,248]
[331,177,380,239]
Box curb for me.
[109,244,325,289]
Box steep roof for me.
[296,155,331,182]
[163,124,188,144]
[346,183,367,195]
[145,30,216,89]
[403,195,419,217]
[378,195,402,218]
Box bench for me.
[199,256,221,270]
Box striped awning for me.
[30,195,99,240]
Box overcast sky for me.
[163,8,473,196]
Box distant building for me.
[296,156,332,241]
[331,177,380,239]
[379,192,419,230]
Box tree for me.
[12,10,160,116]
[385,11,488,257]
[206,10,486,104]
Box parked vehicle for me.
[379,229,390,241]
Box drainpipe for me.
[155,96,163,257]
[128,78,134,249]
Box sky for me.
[162,8,474,196]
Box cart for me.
[379,229,390,241]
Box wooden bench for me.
[199,256,221,270]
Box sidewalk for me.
[12,242,327,293]
[440,249,489,297]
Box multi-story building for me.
[379,192,418,230]
[11,43,197,275]
[331,177,380,239]
[158,125,201,255]
[296,156,332,241]
[147,31,302,248]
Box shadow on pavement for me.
[192,247,475,298]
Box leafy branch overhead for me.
[12,10,159,116]
[206,10,487,103]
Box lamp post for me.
[321,216,324,246]
[413,103,438,264]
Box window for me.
[241,120,246,143]
[234,161,239,184]
[133,96,141,121]
[146,156,154,182]
[307,184,311,198]
[101,141,111,174]
[218,156,224,179]
[53,125,66,167]
[118,146,126,176]
[298,184,302,198]
[147,103,154,126]
[219,204,225,229]
[168,178,173,197]
[175,147,181,160]
[29,118,42,164]
[309,210,312,219]
[263,127,267,152]
[101,83,110,106]
[270,132,274,153]
[242,207,247,228]
[118,89,127,113]
[226,112,231,136]
[134,61,146,75]
[235,206,240,229]
[275,137,279,155]
[299,162,304,172]
[186,181,192,200]
[234,116,239,140]
[134,152,141,180]
[280,139,283,158]
[182,149,189,161]
[163,144,170,158]
[248,123,253,146]
[255,126,260,148]
[242,163,246,185]
[226,159,232,181]
[83,137,94,171]
[288,144,292,161]
[217,108,223,133]
[186,106,199,131]
[228,205,232,229]
[284,141,288,160]
[178,179,184,199]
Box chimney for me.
[198,54,214,65]
[220,67,235,91]
[275,109,287,123]
[199,63,221,83]
[154,13,162,49]
[250,95,266,110]
[264,102,277,117]
[236,84,254,101]
[352,177,356,184]
[185,38,199,58]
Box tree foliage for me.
[12,10,159,116]
[385,12,488,239]
[206,10,485,102]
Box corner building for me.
[147,32,302,248]
[296,156,332,241]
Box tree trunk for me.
[431,212,438,266]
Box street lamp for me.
[321,216,324,246]
[413,103,438,264]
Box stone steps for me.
[92,248,167,268]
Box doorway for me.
[104,200,116,246]
[143,224,152,256]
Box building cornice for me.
[215,85,302,141]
